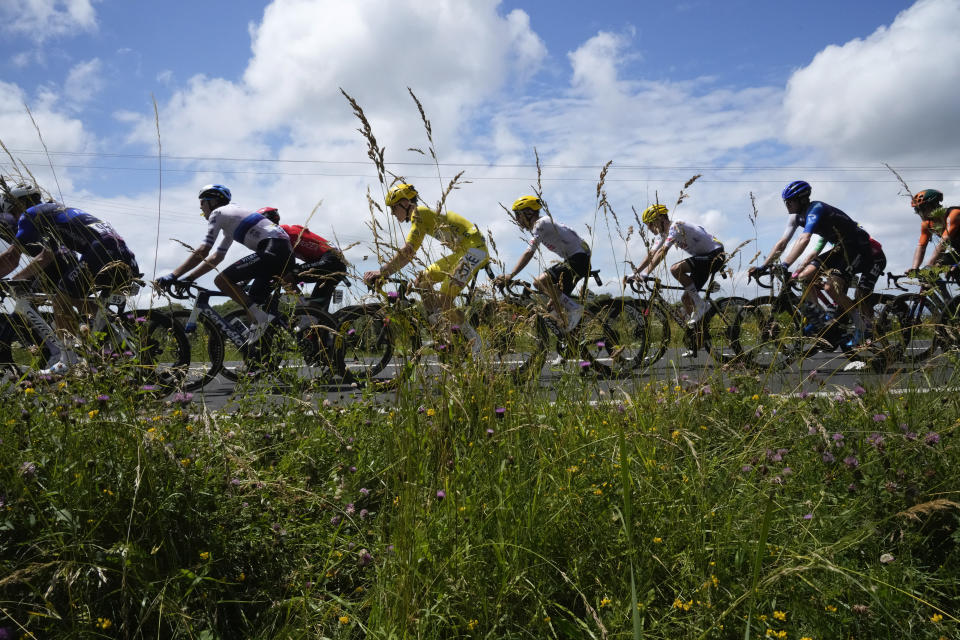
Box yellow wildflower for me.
[426,408,436,417]
[88,409,99,419]
[24,387,35,395]
[931,613,943,623]
[199,551,210,561]
[467,619,478,630]
[338,615,349,624]
[824,604,837,612]
[773,610,787,621]
[599,597,611,608]
[653,537,663,543]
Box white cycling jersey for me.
[652,220,722,256]
[202,203,289,255]
[529,217,589,259]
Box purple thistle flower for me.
[347,328,356,336]
[436,490,446,500]
[358,550,373,566]
[741,465,753,473]
[495,407,506,418]
[359,487,370,496]
[799,391,809,399]
[905,432,918,441]
[345,503,356,515]
[330,515,341,526]
[803,513,813,520]
[701,384,712,395]
[97,394,110,402]
[359,509,369,519]
[872,413,887,422]
[727,386,739,393]
[853,385,866,396]
[486,428,495,437]
[19,461,36,477]
[782,467,793,476]
[387,291,399,300]
[844,456,859,469]
[579,361,591,368]
[924,432,941,445]
[349,466,357,473]
[832,432,844,443]
[450,324,460,333]
[867,433,885,448]
[822,452,835,464]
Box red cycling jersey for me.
[282,224,331,261]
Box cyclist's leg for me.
[435,247,489,341]
[217,252,262,321]
[855,250,885,328]
[533,252,589,324]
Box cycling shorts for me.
[679,248,726,291]
[56,245,138,299]
[420,246,489,297]
[294,252,348,303]
[221,237,294,305]
[545,252,591,296]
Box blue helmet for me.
[781,180,811,201]
[198,184,231,204]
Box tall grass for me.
[1,366,958,638]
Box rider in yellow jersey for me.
[363,183,488,353]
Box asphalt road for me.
[181,346,957,413]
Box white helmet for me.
[6,183,42,210]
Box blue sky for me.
[1,0,957,297]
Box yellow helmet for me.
[385,183,418,207]
[511,195,543,213]
[641,204,668,224]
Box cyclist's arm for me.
[0,244,23,278]
[780,231,812,267]
[504,246,536,280]
[183,247,227,281]
[11,246,54,281]
[759,216,801,268]
[928,210,960,268]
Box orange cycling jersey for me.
[918,206,960,248]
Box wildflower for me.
[924,432,941,445]
[426,408,436,417]
[357,550,373,566]
[330,515,341,526]
[931,613,943,623]
[773,610,786,621]
[872,413,887,422]
[782,467,793,476]
[359,508,369,519]
[19,462,37,478]
[825,604,837,612]
[752,394,760,401]
[803,513,813,520]
[359,487,370,496]
[339,615,350,624]
[495,407,506,418]
[467,619,478,630]
[905,432,918,441]
[180,458,191,467]
[199,551,210,560]
[853,384,866,395]
[867,433,885,448]
[798,391,809,399]
[436,490,446,500]
[880,553,895,564]
[832,432,844,443]
[486,428,495,437]
[23,387,35,395]
[96,618,112,630]
[579,361,591,368]
[88,409,99,419]
[821,452,835,464]
[844,456,859,469]
[741,465,753,473]
[345,503,356,515]
[653,537,663,543]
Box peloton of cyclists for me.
[750,180,885,348]
[494,195,591,333]
[0,182,139,374]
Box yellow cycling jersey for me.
[406,206,484,251]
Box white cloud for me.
[0,0,99,39]
[64,58,105,107]
[784,0,960,163]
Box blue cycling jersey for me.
[800,201,870,251]
[15,202,131,258]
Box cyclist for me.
[362,183,486,353]
[629,203,726,326]
[754,180,881,347]
[156,185,294,343]
[909,189,960,272]
[257,207,348,306]
[0,183,139,374]
[493,195,590,332]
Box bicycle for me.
[605,270,747,369]
[486,269,619,379]
[875,270,960,364]
[0,278,189,394]
[158,280,341,390]
[737,266,893,370]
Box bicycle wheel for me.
[735,296,804,369]
[591,299,647,377]
[701,296,748,363]
[875,293,940,363]
[471,297,548,379]
[219,309,256,383]
[107,309,191,395]
[635,300,671,367]
[171,309,226,391]
[335,303,393,383]
[0,314,46,383]
[572,302,618,377]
